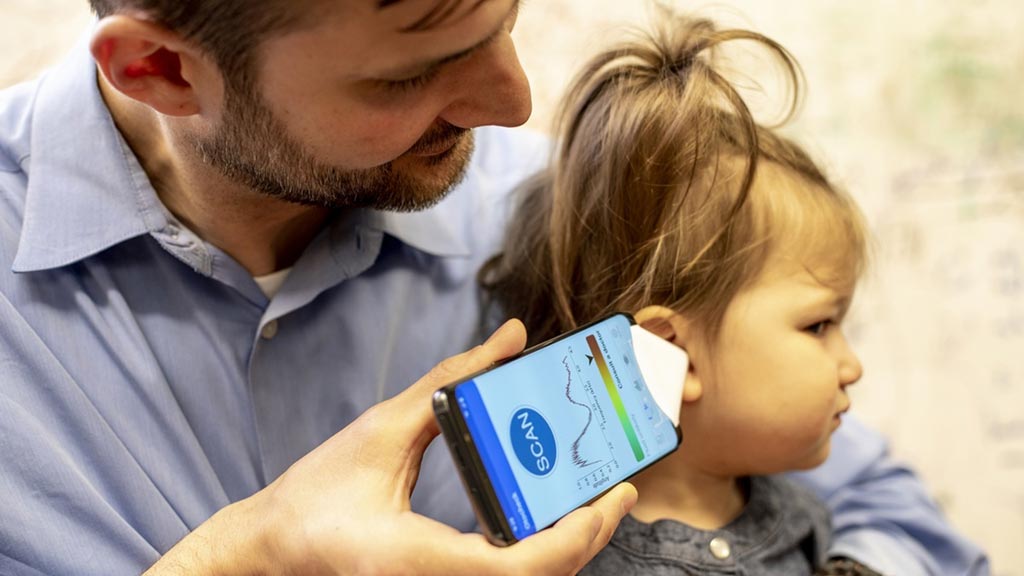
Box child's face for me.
[686,251,862,475]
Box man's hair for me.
[86,0,468,82]
[87,1,315,81]
[482,13,869,346]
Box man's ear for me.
[634,305,703,402]
[90,15,214,117]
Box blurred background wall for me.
[3,0,1022,572]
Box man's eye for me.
[381,69,439,93]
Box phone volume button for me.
[448,443,467,471]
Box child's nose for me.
[837,336,863,388]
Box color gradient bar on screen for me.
[586,334,645,461]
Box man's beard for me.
[191,83,474,211]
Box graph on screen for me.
[561,345,624,492]
[561,355,603,469]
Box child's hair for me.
[482,14,868,346]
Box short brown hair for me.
[86,0,469,81]
[87,1,314,80]
[482,14,868,346]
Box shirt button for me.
[709,537,731,559]
[260,320,279,340]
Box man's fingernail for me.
[620,484,638,516]
[588,511,604,540]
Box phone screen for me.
[450,314,680,540]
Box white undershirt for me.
[253,267,292,299]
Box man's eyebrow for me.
[381,0,520,79]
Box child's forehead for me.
[758,245,859,295]
[751,164,866,288]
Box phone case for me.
[432,312,685,545]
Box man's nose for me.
[438,32,532,129]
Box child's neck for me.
[628,450,746,530]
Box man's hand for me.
[146,319,637,575]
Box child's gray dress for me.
[581,475,831,575]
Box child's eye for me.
[805,320,832,336]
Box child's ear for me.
[634,305,703,403]
[634,305,688,346]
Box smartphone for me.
[433,312,683,545]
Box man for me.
[0,0,988,574]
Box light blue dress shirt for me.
[0,39,988,576]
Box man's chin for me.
[384,133,475,210]
[220,132,476,212]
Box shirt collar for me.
[362,197,472,259]
[13,32,172,273]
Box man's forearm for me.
[144,496,275,576]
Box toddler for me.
[483,14,879,576]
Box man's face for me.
[193,0,530,210]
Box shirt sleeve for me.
[787,414,991,576]
[0,291,193,576]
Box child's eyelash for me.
[806,320,832,335]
